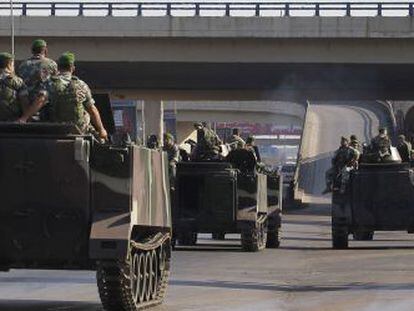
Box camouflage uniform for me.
[397,137,412,163]
[325,145,358,194]
[18,55,57,101]
[45,72,95,132]
[371,133,391,160]
[195,127,222,160]
[0,71,28,121]
[229,134,246,150]
[164,143,180,165]
[163,142,180,184]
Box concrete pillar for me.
[143,100,164,145]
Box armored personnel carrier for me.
[332,147,414,249]
[0,121,172,310]
[173,148,282,252]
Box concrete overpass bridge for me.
[1,2,414,101]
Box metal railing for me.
[1,2,414,17]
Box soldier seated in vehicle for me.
[191,122,223,161]
[44,52,108,140]
[397,134,412,163]
[228,128,245,151]
[18,39,58,108]
[368,127,392,162]
[163,133,180,186]
[0,52,45,122]
[323,136,358,194]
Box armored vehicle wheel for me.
[97,232,171,311]
[332,222,349,249]
[212,232,225,240]
[177,232,197,246]
[241,220,267,252]
[266,225,281,248]
[353,231,374,241]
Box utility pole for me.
[10,0,15,54]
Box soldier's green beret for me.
[32,39,47,50]
[58,52,75,67]
[0,52,14,68]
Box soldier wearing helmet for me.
[323,136,358,194]
[397,134,412,163]
[370,127,391,162]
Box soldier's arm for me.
[18,92,47,122]
[50,60,58,77]
[86,105,108,140]
[81,81,108,140]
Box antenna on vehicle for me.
[10,0,15,55]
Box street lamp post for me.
[10,0,15,55]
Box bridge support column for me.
[143,100,164,146]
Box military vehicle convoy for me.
[332,147,414,249]
[0,122,172,310]
[173,148,283,252]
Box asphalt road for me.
[1,103,412,311]
[0,207,413,311]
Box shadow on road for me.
[0,300,102,311]
[283,219,331,227]
[174,244,243,253]
[285,204,332,217]
[281,245,414,251]
[170,279,414,293]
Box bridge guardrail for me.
[1,2,414,17]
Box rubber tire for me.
[332,225,349,249]
[177,232,197,246]
[266,227,281,248]
[353,231,374,241]
[241,222,267,252]
[212,232,225,240]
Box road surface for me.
[0,208,413,311]
[1,103,412,311]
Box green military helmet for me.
[31,39,47,50]
[164,132,174,141]
[193,122,203,129]
[378,126,388,134]
[0,52,14,68]
[246,135,255,145]
[58,52,76,67]
[340,136,349,143]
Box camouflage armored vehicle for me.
[0,120,172,310]
[332,147,414,249]
[173,148,282,252]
